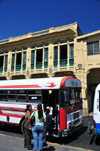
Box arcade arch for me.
[87,68,100,112]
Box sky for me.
[0,0,100,40]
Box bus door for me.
[42,89,59,134]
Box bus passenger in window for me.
[24,104,33,150]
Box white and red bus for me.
[0,76,83,137]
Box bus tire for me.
[20,118,25,135]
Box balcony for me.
[69,59,74,66]
[23,64,26,71]
[11,66,14,72]
[60,59,67,67]
[36,62,42,69]
[16,64,21,71]
[54,60,58,68]
[4,66,7,72]
[44,62,48,68]
[31,63,34,69]
[0,67,3,73]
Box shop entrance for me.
[87,68,100,113]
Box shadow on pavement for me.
[0,123,20,132]
[95,135,100,145]
[47,126,87,145]
[43,146,55,151]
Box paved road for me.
[0,132,92,151]
[0,116,99,151]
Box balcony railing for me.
[31,63,34,69]
[16,64,21,71]
[4,66,7,72]
[36,62,42,69]
[11,66,14,72]
[0,67,3,73]
[54,60,58,68]
[23,64,26,71]
[44,62,48,68]
[69,59,74,66]
[60,59,67,67]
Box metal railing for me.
[31,63,34,69]
[44,62,48,68]
[69,59,74,66]
[16,64,21,71]
[0,67,3,73]
[36,62,42,69]
[4,66,7,72]
[60,59,67,67]
[54,60,58,67]
[23,64,26,71]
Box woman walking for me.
[32,103,46,151]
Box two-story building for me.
[0,22,100,115]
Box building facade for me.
[0,22,100,115]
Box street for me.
[0,116,99,151]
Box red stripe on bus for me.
[0,113,23,118]
[0,108,2,113]
[0,106,36,112]
[1,107,25,112]
[0,85,41,88]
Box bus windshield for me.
[60,88,82,108]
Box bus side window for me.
[8,90,16,102]
[0,90,7,101]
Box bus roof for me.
[0,76,81,90]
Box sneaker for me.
[27,147,33,150]
[27,145,33,150]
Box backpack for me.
[30,114,35,126]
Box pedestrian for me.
[24,104,33,150]
[31,103,46,151]
[44,108,55,144]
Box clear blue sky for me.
[0,0,100,40]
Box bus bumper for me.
[60,122,83,137]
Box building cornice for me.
[76,30,100,40]
[0,22,79,46]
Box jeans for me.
[32,125,44,150]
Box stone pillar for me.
[76,70,88,116]
[82,72,88,116]
[26,48,31,79]
[58,43,60,70]
[7,51,12,80]
[48,43,54,77]
[67,42,70,70]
